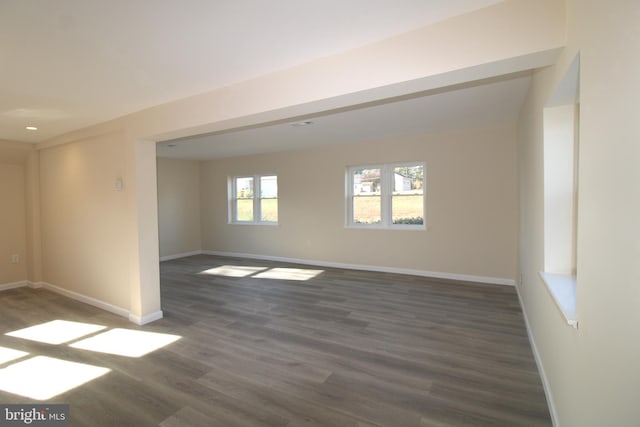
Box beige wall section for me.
[125,138,161,321]
[0,164,27,284]
[129,0,563,143]
[517,1,640,425]
[39,132,130,310]
[0,140,36,286]
[157,158,202,258]
[201,125,518,282]
[25,149,42,283]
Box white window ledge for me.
[539,272,578,328]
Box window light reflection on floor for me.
[0,356,110,400]
[253,268,324,281]
[5,320,107,345]
[70,328,181,358]
[200,265,324,281]
[0,346,29,365]
[200,265,268,277]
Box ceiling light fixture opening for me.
[25,126,38,131]
[290,120,313,127]
[167,144,177,147]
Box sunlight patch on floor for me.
[199,265,324,281]
[70,328,181,358]
[200,265,268,277]
[0,346,29,365]
[5,320,107,345]
[0,356,110,400]
[254,268,324,281]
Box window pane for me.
[260,199,278,222]
[352,168,381,224]
[392,165,424,225]
[353,168,381,195]
[235,177,254,221]
[353,195,381,224]
[260,176,278,222]
[236,199,253,221]
[235,177,253,199]
[260,176,277,198]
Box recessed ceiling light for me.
[25,126,38,131]
[290,120,313,127]
[167,144,176,147]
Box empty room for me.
[1,1,638,426]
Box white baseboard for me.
[2,279,163,326]
[129,310,164,325]
[32,281,163,326]
[33,281,130,319]
[0,280,29,291]
[160,250,203,262]
[34,281,164,326]
[203,251,516,286]
[515,285,559,426]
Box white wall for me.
[0,163,27,285]
[201,124,519,283]
[517,1,640,425]
[39,132,130,310]
[157,158,202,258]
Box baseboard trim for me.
[515,285,559,427]
[160,250,203,262]
[31,281,164,326]
[129,310,163,325]
[33,281,130,319]
[3,278,164,326]
[0,280,29,291]
[203,251,515,286]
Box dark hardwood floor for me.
[0,255,551,426]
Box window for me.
[540,54,580,328]
[346,163,424,228]
[543,104,579,275]
[229,175,278,224]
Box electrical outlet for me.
[10,254,19,264]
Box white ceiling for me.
[0,0,502,143]
[157,73,531,160]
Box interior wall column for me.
[125,136,162,324]
[25,148,42,284]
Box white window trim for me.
[540,54,580,329]
[228,174,278,225]
[539,272,577,328]
[345,162,426,230]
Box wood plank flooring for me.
[0,255,551,426]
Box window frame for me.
[345,162,425,230]
[539,53,580,329]
[229,174,278,225]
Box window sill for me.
[539,272,578,329]
[345,224,427,231]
